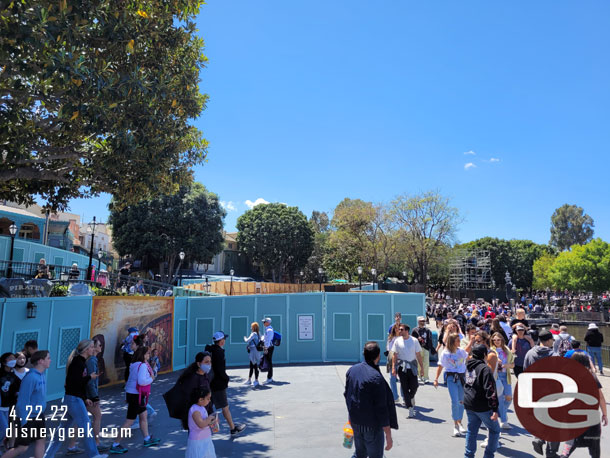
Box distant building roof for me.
[225,232,238,243]
[0,204,45,220]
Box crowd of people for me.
[0,317,283,458]
[345,302,608,458]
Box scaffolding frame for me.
[449,249,492,289]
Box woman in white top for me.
[110,346,160,453]
[386,324,401,402]
[433,333,468,437]
[243,322,261,386]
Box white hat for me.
[417,316,425,322]
[262,317,272,323]
[588,323,598,330]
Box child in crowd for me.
[185,388,217,458]
[12,353,29,381]
[0,353,20,451]
[149,349,161,377]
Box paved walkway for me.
[34,364,610,457]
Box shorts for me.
[126,393,147,420]
[211,389,228,410]
[15,418,46,447]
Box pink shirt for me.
[188,404,211,440]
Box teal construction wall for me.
[0,292,425,400]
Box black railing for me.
[0,260,88,281]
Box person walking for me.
[386,324,401,402]
[2,351,51,458]
[490,333,514,429]
[433,333,468,437]
[391,324,424,418]
[511,325,534,377]
[261,318,275,384]
[243,322,261,387]
[553,326,574,356]
[110,346,161,454]
[463,344,500,458]
[44,340,106,458]
[204,332,246,437]
[175,352,214,430]
[344,341,397,457]
[584,323,604,375]
[412,316,434,384]
[0,353,20,450]
[524,330,559,458]
[185,387,217,458]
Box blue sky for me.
[66,0,610,245]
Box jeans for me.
[397,368,419,408]
[497,372,512,423]
[464,410,500,458]
[0,409,8,441]
[44,395,99,458]
[389,374,399,400]
[352,424,384,458]
[447,376,464,421]
[588,347,603,373]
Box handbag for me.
[163,382,188,419]
[136,362,153,406]
[260,354,269,372]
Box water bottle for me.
[342,422,353,449]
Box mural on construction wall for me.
[91,297,174,386]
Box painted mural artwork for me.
[91,296,174,386]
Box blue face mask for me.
[200,363,211,373]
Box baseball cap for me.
[262,317,272,323]
[538,330,553,342]
[515,324,526,331]
[213,331,228,341]
[128,327,139,333]
[417,316,425,322]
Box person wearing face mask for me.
[205,332,246,437]
[0,353,20,450]
[176,352,214,427]
[12,353,28,381]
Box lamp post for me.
[300,271,304,292]
[229,268,234,296]
[86,217,97,281]
[7,223,17,278]
[504,270,512,302]
[371,268,377,290]
[179,251,185,286]
[97,250,103,280]
[357,266,363,290]
[318,267,324,292]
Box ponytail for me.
[65,339,93,374]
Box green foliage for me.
[50,285,68,297]
[548,238,610,293]
[550,204,594,251]
[109,182,225,281]
[532,253,557,290]
[458,237,551,289]
[236,203,314,282]
[0,0,208,210]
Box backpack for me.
[135,362,154,406]
[557,337,573,356]
[272,331,282,346]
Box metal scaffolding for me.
[449,249,492,289]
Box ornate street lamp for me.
[357,266,363,290]
[179,251,185,286]
[318,267,324,292]
[86,217,98,281]
[230,268,234,296]
[7,223,17,278]
[371,268,377,290]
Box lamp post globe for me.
[7,223,17,278]
[371,268,377,290]
[357,266,363,290]
[9,223,17,236]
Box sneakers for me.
[109,445,128,454]
[458,424,467,435]
[452,427,461,437]
[230,424,246,437]
[532,439,544,456]
[143,437,161,447]
[481,438,488,448]
[408,407,416,418]
[97,443,111,453]
[253,380,260,387]
[243,378,252,385]
[500,422,511,429]
[263,378,273,385]
[66,447,85,455]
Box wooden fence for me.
[184,281,324,296]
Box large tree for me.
[390,190,460,286]
[550,204,594,251]
[109,182,225,282]
[0,0,208,210]
[236,203,314,282]
[548,239,610,293]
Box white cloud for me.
[464,162,477,170]
[490,157,500,163]
[244,198,269,209]
[464,150,476,155]
[220,201,236,212]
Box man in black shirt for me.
[412,317,434,384]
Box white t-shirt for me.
[391,336,421,361]
[440,348,468,373]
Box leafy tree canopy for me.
[532,253,557,290]
[1,0,208,210]
[548,238,610,293]
[108,182,225,281]
[236,203,314,282]
[550,204,594,251]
